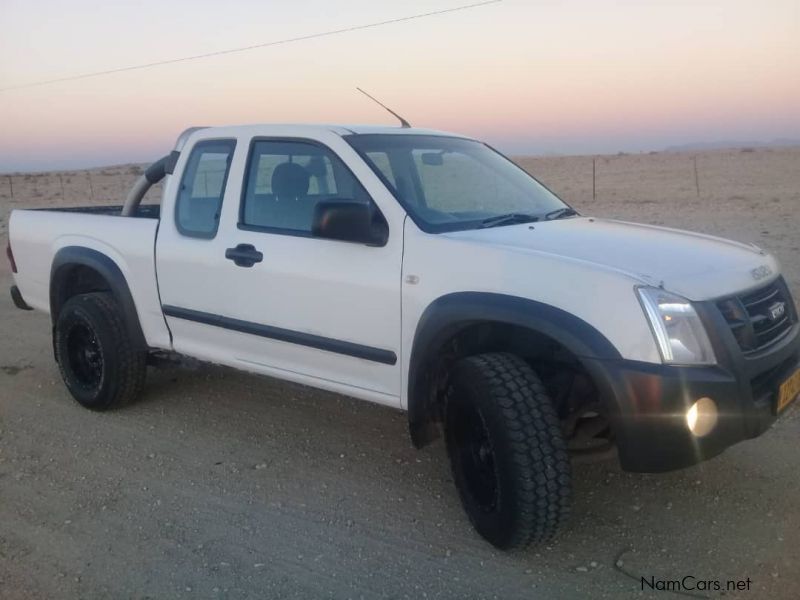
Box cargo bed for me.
[31,204,160,218]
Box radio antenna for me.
[356,87,411,128]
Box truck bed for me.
[31,204,161,219]
[8,206,170,347]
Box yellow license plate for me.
[778,368,800,413]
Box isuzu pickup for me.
[7,124,800,549]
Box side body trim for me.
[163,305,397,365]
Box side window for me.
[175,140,236,238]
[252,153,336,196]
[240,140,376,235]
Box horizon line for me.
[2,140,800,176]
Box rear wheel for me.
[55,292,146,410]
[445,352,571,549]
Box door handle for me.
[225,243,263,268]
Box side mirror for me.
[312,200,388,246]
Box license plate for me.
[777,367,800,413]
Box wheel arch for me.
[50,246,147,353]
[407,292,622,448]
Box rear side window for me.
[175,140,236,238]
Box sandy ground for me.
[1,147,799,599]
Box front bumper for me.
[584,303,800,473]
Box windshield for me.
[346,134,570,232]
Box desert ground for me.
[1,147,799,599]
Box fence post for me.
[7,175,12,201]
[693,155,700,197]
[88,171,95,201]
[592,157,596,200]
[59,173,65,202]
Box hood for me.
[444,217,779,300]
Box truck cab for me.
[155,126,408,403]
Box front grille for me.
[717,278,795,355]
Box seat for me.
[245,162,314,231]
[272,162,310,201]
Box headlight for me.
[637,287,716,365]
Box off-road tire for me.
[445,352,571,549]
[55,292,146,410]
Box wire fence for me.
[0,166,163,206]
[513,147,796,209]
[1,147,796,232]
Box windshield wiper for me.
[543,207,579,221]
[479,213,539,229]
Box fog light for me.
[686,397,718,437]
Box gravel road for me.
[2,260,799,599]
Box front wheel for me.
[445,353,571,549]
[55,292,146,410]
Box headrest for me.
[272,162,310,199]
[305,155,328,178]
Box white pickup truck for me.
[7,124,800,549]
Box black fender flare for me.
[50,246,148,351]
[407,292,622,447]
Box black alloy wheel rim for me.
[66,321,104,389]
[453,400,499,512]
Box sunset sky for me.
[1,0,798,172]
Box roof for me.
[174,123,468,150]
[327,124,461,137]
